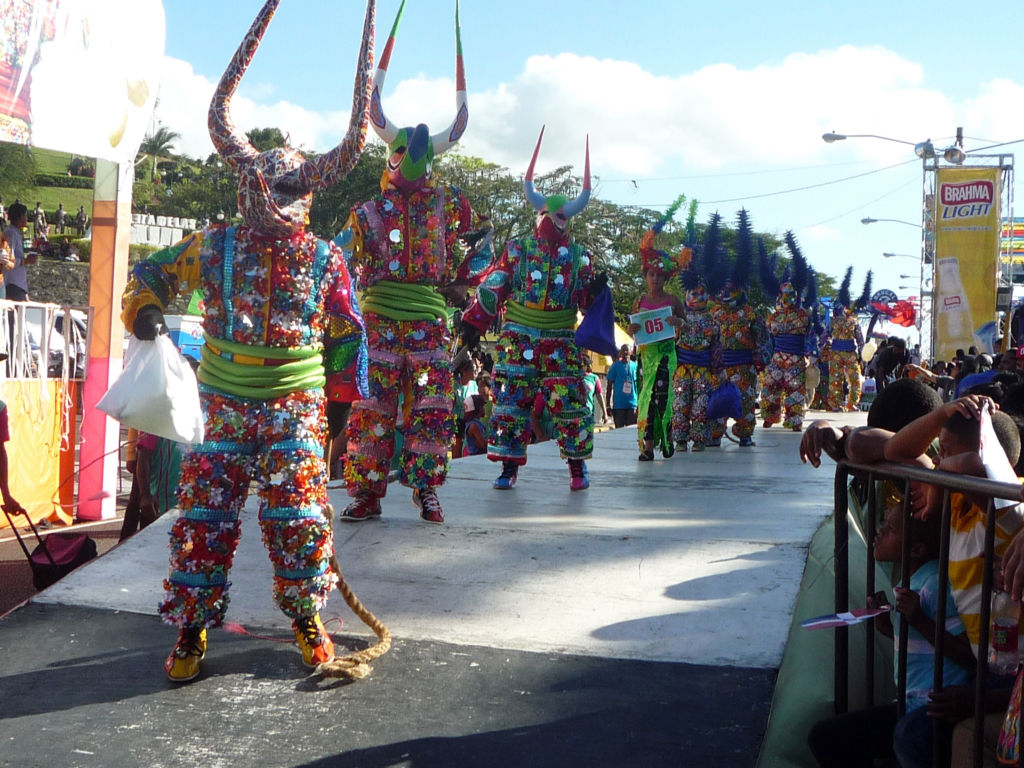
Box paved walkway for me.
[0,411,864,767]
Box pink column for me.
[76,159,131,520]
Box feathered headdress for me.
[855,270,873,311]
[757,238,780,300]
[641,193,691,276]
[691,211,727,295]
[731,208,754,291]
[784,231,809,299]
[806,272,823,333]
[837,266,853,308]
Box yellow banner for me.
[0,379,72,529]
[933,167,1001,360]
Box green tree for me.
[138,126,181,182]
[132,130,839,321]
[247,127,288,152]
[307,141,387,238]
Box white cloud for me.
[800,224,843,243]
[153,44,1020,184]
[152,58,362,160]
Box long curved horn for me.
[289,0,376,192]
[430,0,468,157]
[368,0,405,144]
[523,125,547,212]
[208,0,280,170]
[561,134,591,218]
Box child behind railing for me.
[883,395,1023,767]
[808,501,973,768]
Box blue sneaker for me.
[493,462,519,490]
[739,437,755,447]
[569,459,589,491]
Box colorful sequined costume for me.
[758,232,818,431]
[711,209,769,443]
[343,1,493,507]
[463,234,595,464]
[121,0,374,630]
[672,212,723,451]
[343,183,491,497]
[461,130,596,471]
[828,267,871,412]
[672,305,722,449]
[828,311,864,411]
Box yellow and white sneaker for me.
[164,627,207,683]
[293,614,335,668]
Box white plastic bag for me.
[97,335,205,444]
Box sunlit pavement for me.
[0,409,864,768]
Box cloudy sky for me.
[151,0,1024,315]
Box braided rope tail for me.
[316,504,392,679]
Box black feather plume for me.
[757,238,780,300]
[855,270,873,311]
[703,212,729,295]
[732,208,753,290]
[837,266,853,308]
[784,231,808,298]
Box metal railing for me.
[0,300,92,381]
[834,460,1024,768]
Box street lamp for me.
[822,132,917,146]
[863,217,921,228]
[823,128,990,360]
[822,131,964,165]
[884,252,918,261]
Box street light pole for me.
[822,132,917,146]
[863,217,921,228]
[823,132,945,357]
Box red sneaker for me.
[341,491,382,522]
[412,488,445,524]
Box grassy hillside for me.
[11,147,94,220]
[28,186,93,216]
[32,147,76,175]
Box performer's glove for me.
[133,304,167,341]
[459,324,482,352]
[587,271,609,298]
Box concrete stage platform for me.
[0,411,864,767]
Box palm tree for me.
[138,126,181,182]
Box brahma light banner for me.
[0,0,164,163]
[933,167,1001,360]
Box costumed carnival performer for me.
[121,0,376,682]
[827,266,871,412]
[459,126,604,491]
[670,212,724,453]
[711,209,769,447]
[340,0,494,525]
[758,231,819,431]
[629,195,690,461]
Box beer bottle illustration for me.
[936,257,981,351]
